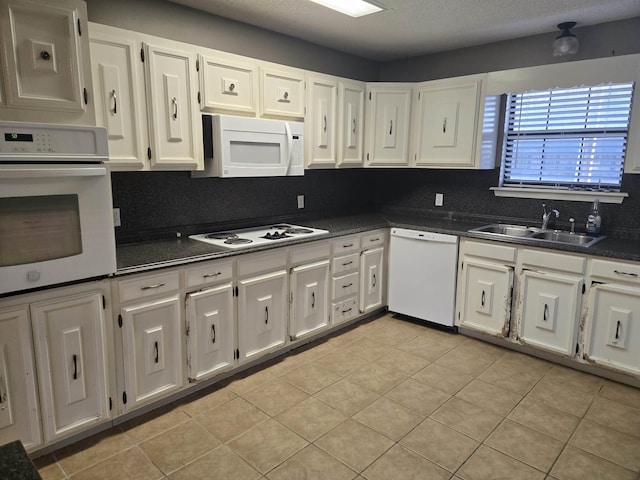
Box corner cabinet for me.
[412,74,489,168]
[0,0,95,125]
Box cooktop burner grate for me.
[224,237,252,245]
[205,232,238,240]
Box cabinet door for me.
[259,65,305,119]
[458,258,513,336]
[238,270,287,362]
[360,247,385,313]
[198,52,257,115]
[413,80,482,167]
[305,74,338,168]
[584,283,640,375]
[290,260,330,340]
[144,42,202,170]
[365,84,412,166]
[0,0,86,112]
[0,307,41,451]
[90,29,146,169]
[185,283,235,382]
[338,79,365,167]
[120,295,183,409]
[518,270,582,356]
[31,292,109,443]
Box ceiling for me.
[167,0,640,61]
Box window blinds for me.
[502,83,634,189]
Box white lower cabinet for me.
[0,306,41,451]
[360,246,385,313]
[30,291,110,443]
[459,259,514,336]
[185,283,235,381]
[290,260,330,341]
[119,295,183,410]
[517,270,583,357]
[237,269,288,363]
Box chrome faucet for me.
[541,204,560,229]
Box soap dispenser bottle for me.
[585,199,601,237]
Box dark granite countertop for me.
[115,212,640,275]
[0,441,41,480]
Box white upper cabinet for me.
[305,72,338,168]
[337,78,365,167]
[198,50,258,115]
[412,74,488,168]
[0,0,94,124]
[144,41,202,170]
[365,83,413,167]
[259,63,305,119]
[89,24,147,169]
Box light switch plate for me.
[297,195,304,209]
[435,193,444,207]
[113,208,121,227]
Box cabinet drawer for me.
[360,230,386,249]
[590,259,640,285]
[332,296,358,324]
[290,240,330,265]
[462,240,517,263]
[185,260,233,289]
[521,248,585,274]
[332,253,359,275]
[118,271,180,303]
[332,271,359,299]
[331,235,360,255]
[237,249,288,277]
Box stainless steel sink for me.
[469,223,606,247]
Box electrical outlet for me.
[113,208,121,227]
[297,195,304,209]
[435,193,444,207]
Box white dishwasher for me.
[388,228,458,327]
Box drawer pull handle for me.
[343,283,353,288]
[342,261,353,266]
[343,243,354,248]
[202,272,222,278]
[543,304,549,322]
[141,283,165,290]
[212,324,216,343]
[370,238,380,242]
[265,306,269,324]
[342,308,352,314]
[72,354,78,380]
[614,270,638,277]
[481,290,485,307]
[154,341,159,363]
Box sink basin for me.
[529,230,606,247]
[470,224,541,237]
[469,223,606,247]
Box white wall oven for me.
[0,122,116,295]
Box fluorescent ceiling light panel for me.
[307,0,383,18]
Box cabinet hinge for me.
[234,286,239,297]
[185,322,190,336]
[83,88,88,105]
[575,342,580,355]
[458,311,460,320]
[290,291,293,304]
[582,283,586,294]
[77,18,82,36]
[118,314,123,328]
[196,58,199,71]
[366,153,369,161]
[102,295,106,310]
[234,348,240,360]
[369,92,371,100]
[109,397,112,411]
[418,91,420,100]
[197,91,201,104]
[140,48,145,62]
[147,147,152,160]
[122,391,127,405]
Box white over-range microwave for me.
[194,114,304,178]
[0,122,116,295]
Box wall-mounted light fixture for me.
[552,22,579,56]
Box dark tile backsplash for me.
[111,167,640,244]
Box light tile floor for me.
[35,314,640,480]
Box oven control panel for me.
[0,121,108,161]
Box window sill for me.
[490,187,628,204]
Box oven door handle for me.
[0,165,109,178]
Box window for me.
[500,82,635,191]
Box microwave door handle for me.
[284,122,293,175]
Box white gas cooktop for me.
[189,223,329,250]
